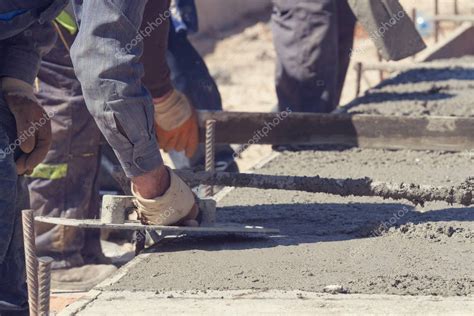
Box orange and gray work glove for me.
[154,89,199,158]
[131,167,200,226]
[1,78,52,175]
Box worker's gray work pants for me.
[28,33,103,268]
[0,91,29,310]
[271,0,356,113]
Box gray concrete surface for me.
[343,56,474,116]
[103,62,474,300]
[105,148,474,297]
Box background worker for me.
[1,0,201,312]
[271,0,356,113]
[166,0,238,171]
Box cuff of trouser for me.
[148,79,173,99]
[114,139,164,178]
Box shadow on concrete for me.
[344,91,453,110]
[145,202,473,253]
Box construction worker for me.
[271,0,356,113]
[30,0,234,276]
[0,0,200,312]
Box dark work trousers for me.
[0,91,29,310]
[271,0,356,113]
[28,27,103,267]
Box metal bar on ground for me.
[357,61,474,72]
[174,171,474,206]
[197,111,474,152]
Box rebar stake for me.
[38,257,54,316]
[205,120,216,196]
[22,209,39,316]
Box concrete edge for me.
[61,290,474,315]
[58,254,151,316]
[57,290,101,316]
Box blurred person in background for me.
[271,0,356,113]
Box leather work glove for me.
[154,89,199,158]
[131,167,200,227]
[1,78,52,175]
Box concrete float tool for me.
[35,191,280,254]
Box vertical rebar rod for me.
[434,0,440,42]
[376,51,384,81]
[37,257,53,316]
[411,8,418,60]
[22,209,39,316]
[205,120,216,197]
[355,62,363,98]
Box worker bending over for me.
[0,0,200,312]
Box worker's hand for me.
[132,166,199,227]
[1,78,52,175]
[154,89,199,158]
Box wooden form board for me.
[35,217,280,235]
[197,111,474,152]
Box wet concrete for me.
[344,56,474,116]
[108,149,474,296]
[106,61,474,297]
